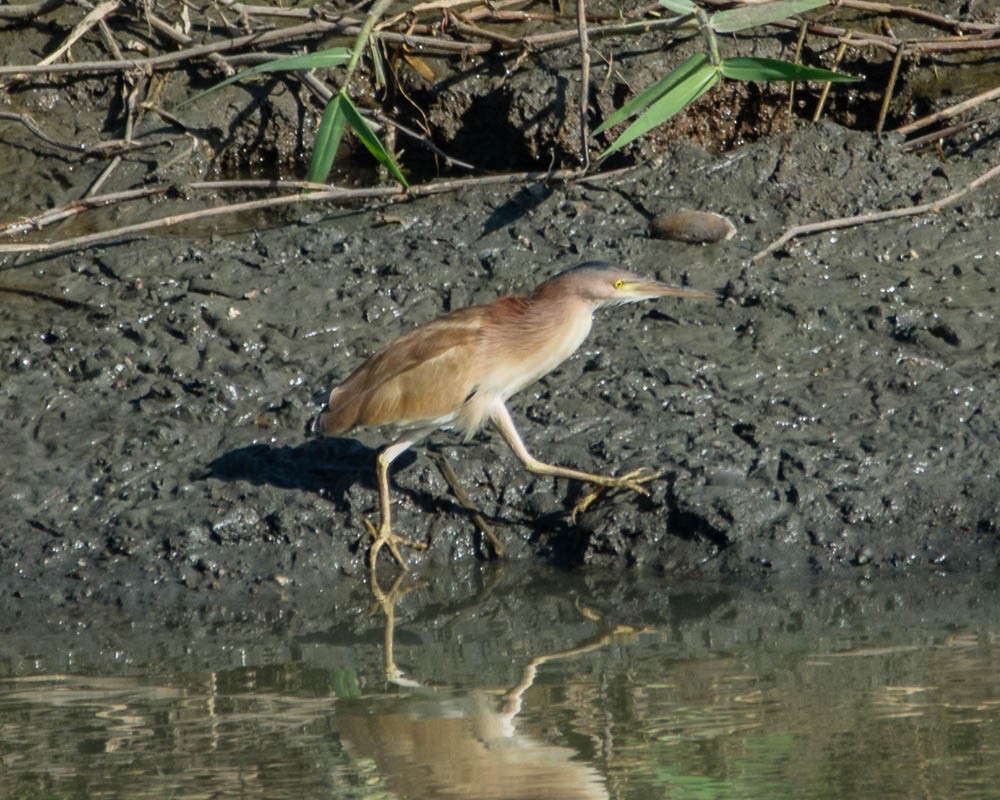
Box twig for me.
[0,111,170,157]
[36,0,119,66]
[144,8,235,77]
[832,0,999,35]
[894,85,1000,136]
[1,162,637,242]
[0,15,692,77]
[811,37,849,122]
[910,39,1000,55]
[448,14,521,46]
[900,117,989,152]
[0,185,172,238]
[0,0,65,19]
[0,20,339,76]
[413,0,504,12]
[0,112,84,153]
[0,188,398,256]
[786,19,808,116]
[770,18,1000,56]
[372,110,477,171]
[96,7,124,62]
[875,45,905,135]
[0,167,609,257]
[752,160,1000,263]
[576,0,591,170]
[216,1,318,20]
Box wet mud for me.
[3,120,999,617]
[1,1,999,623]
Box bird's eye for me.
[613,279,624,290]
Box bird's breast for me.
[481,299,594,400]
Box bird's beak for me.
[625,280,717,301]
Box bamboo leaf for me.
[337,93,410,189]
[593,52,710,135]
[307,93,348,184]
[712,0,828,34]
[721,56,859,82]
[601,65,720,157]
[659,0,697,15]
[181,48,351,107]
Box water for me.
[1,567,998,799]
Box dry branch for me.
[0,0,65,19]
[0,167,639,258]
[833,0,999,35]
[752,160,1000,263]
[894,85,1000,136]
[576,0,591,169]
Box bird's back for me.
[318,303,497,436]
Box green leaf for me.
[593,52,710,135]
[337,93,410,189]
[180,47,351,107]
[600,63,720,157]
[659,0,697,15]
[712,0,828,33]
[369,34,387,92]
[721,56,859,82]
[307,92,348,183]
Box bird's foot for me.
[569,467,664,522]
[364,518,429,573]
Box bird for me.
[318,261,715,572]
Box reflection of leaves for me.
[331,668,362,699]
[651,734,798,800]
[652,769,731,800]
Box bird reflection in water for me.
[335,573,652,800]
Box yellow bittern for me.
[319,261,714,571]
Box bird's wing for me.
[320,308,486,434]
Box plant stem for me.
[696,6,720,67]
[342,0,394,87]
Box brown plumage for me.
[319,261,714,572]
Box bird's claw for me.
[364,517,428,573]
[569,467,664,522]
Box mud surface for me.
[1,1,999,624]
[3,119,999,618]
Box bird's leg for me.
[368,437,428,574]
[431,453,505,559]
[491,404,663,518]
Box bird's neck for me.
[488,293,595,399]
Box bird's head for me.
[536,261,716,307]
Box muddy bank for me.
[1,120,998,613]
[1,560,996,684]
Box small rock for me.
[649,209,736,243]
